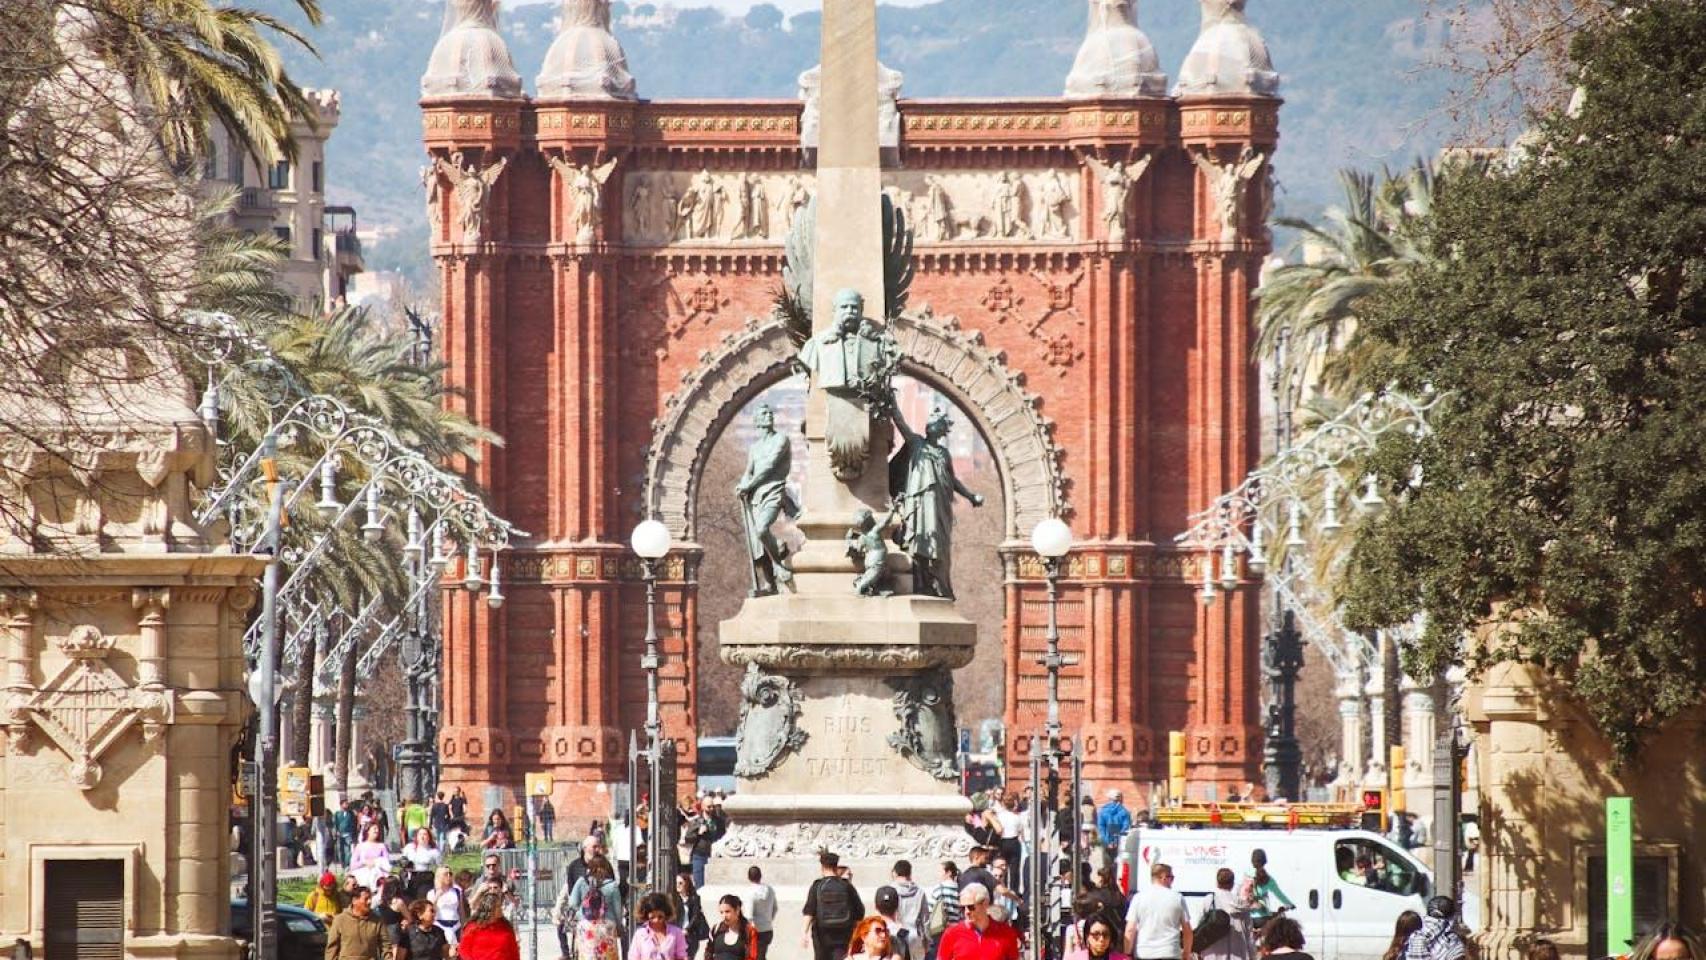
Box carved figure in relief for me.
[421,163,444,235]
[1087,154,1154,242]
[1192,146,1267,242]
[630,178,653,238]
[664,183,684,240]
[439,150,509,246]
[677,168,726,240]
[549,155,618,243]
[1038,170,1072,239]
[992,171,1030,239]
[888,405,983,599]
[734,404,799,596]
[733,663,808,777]
[785,177,813,230]
[844,504,899,596]
[887,668,959,780]
[925,175,955,242]
[733,171,769,240]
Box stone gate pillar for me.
[423,39,527,810]
[1175,90,1278,788]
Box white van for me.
[1118,826,1431,960]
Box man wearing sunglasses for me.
[934,883,1020,960]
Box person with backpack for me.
[803,851,864,960]
[890,861,929,958]
[876,886,921,960]
[925,862,963,960]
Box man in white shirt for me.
[1124,862,1193,960]
[747,865,779,960]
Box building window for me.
[312,161,324,193]
[45,859,124,960]
[273,226,292,251]
[268,160,291,190]
[312,228,324,261]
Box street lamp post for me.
[1261,610,1305,801]
[397,627,438,805]
[249,437,288,960]
[1031,518,1073,757]
[630,519,671,900]
[1029,518,1073,960]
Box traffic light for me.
[1359,788,1386,832]
[1389,745,1406,821]
[1167,731,1186,805]
[308,774,326,817]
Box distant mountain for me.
[266,0,1456,285]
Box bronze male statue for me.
[734,404,798,596]
[889,405,983,599]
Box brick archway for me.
[425,91,1278,815]
[643,307,1066,545]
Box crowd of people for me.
[300,783,1695,960]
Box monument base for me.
[714,591,977,944]
[706,816,973,947]
[720,592,977,664]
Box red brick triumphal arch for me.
[421,18,1281,818]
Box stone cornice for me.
[421,93,1281,157]
[998,541,1216,582]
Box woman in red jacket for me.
[456,884,520,960]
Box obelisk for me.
[712,0,976,916]
[791,0,893,582]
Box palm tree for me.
[1251,160,1478,611]
[95,0,324,164]
[1255,159,1475,405]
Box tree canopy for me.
[1340,0,1706,756]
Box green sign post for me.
[1606,796,1634,956]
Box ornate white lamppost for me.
[629,518,672,901]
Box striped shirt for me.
[930,881,964,926]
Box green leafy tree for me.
[1339,0,1706,756]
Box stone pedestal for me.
[713,595,977,944]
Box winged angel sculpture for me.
[1192,147,1267,242]
[428,151,510,246]
[548,155,620,243]
[1085,153,1155,242]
